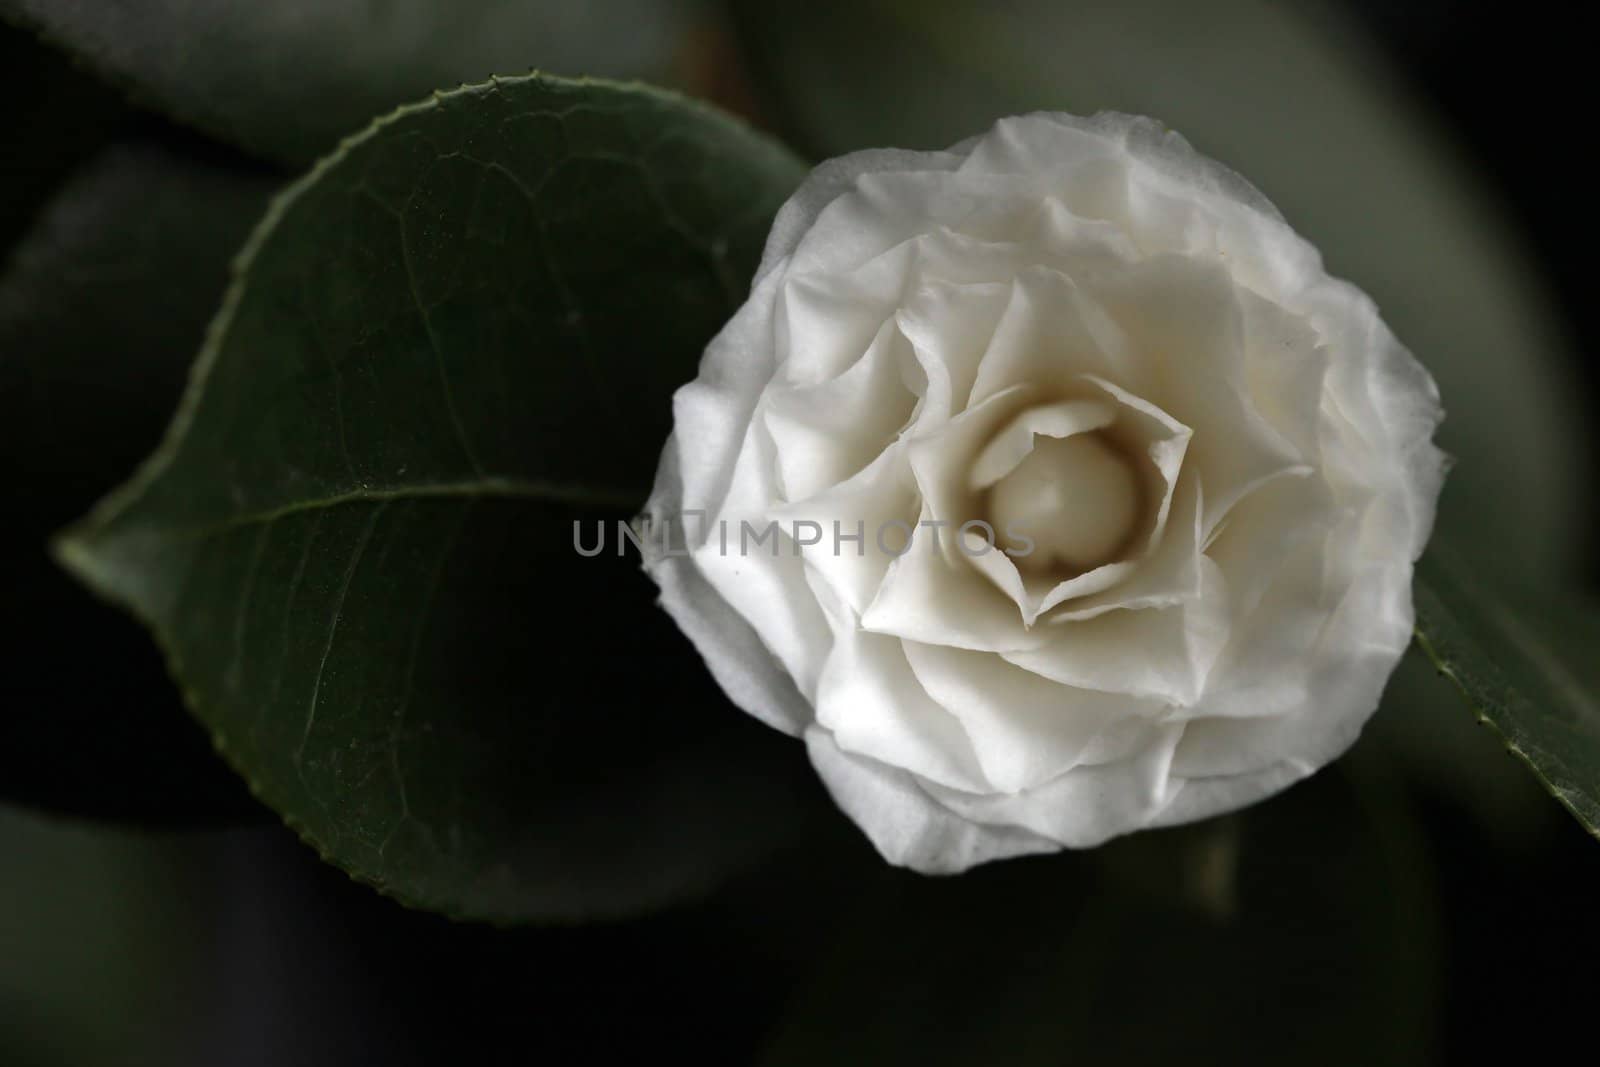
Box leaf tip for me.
[48,525,97,585]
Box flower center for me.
[986,431,1140,574]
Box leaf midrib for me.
[70,476,643,549]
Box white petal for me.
[644,537,813,736]
[967,268,1138,405]
[895,278,1015,421]
[963,119,1227,260]
[861,501,1051,654]
[958,112,1324,297]
[860,388,1060,651]
[788,169,1023,277]
[923,721,1185,847]
[964,532,1140,628]
[668,266,789,518]
[960,386,1188,626]
[788,169,1080,277]
[1303,277,1447,561]
[1203,472,1336,619]
[1003,558,1230,704]
[1149,760,1307,833]
[805,725,1058,873]
[771,444,919,615]
[1032,375,1198,622]
[759,147,967,283]
[694,414,833,701]
[642,440,812,735]
[959,113,1130,178]
[780,228,1091,386]
[967,398,1118,491]
[903,641,1163,793]
[643,266,817,736]
[1083,256,1309,535]
[1171,559,1414,777]
[808,572,989,793]
[776,257,907,383]
[1046,467,1203,622]
[813,632,990,794]
[765,319,917,500]
[1238,287,1329,465]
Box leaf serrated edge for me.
[1412,606,1600,844]
[48,70,806,924]
[60,519,727,928]
[53,69,800,553]
[3,7,810,171]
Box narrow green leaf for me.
[0,139,276,821]
[56,73,813,922]
[1414,550,1600,840]
[2,0,697,166]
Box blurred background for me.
[2,1,1596,1063]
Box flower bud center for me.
[987,432,1139,574]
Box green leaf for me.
[0,139,276,821]
[56,73,813,922]
[729,0,1590,581]
[1414,549,1600,840]
[756,766,1438,1065]
[2,0,700,167]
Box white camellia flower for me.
[641,112,1447,873]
